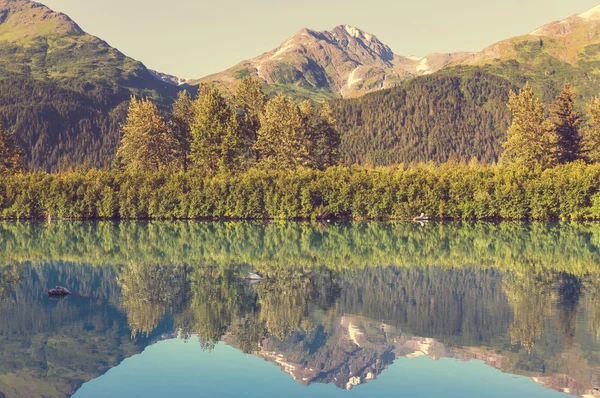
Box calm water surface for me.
[1,221,599,398]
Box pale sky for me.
[39,0,600,79]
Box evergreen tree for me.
[0,120,25,175]
[254,95,308,170]
[190,84,244,172]
[168,91,195,171]
[583,97,600,163]
[550,84,582,163]
[116,97,175,173]
[301,101,340,170]
[219,113,245,172]
[235,77,267,162]
[502,85,557,169]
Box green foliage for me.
[301,101,340,170]
[254,95,309,170]
[235,76,267,161]
[2,163,600,221]
[502,85,557,169]
[168,91,195,171]
[116,97,176,173]
[234,68,252,80]
[190,84,244,172]
[0,119,25,175]
[550,84,583,164]
[583,97,600,163]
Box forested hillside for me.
[7,0,600,170]
[332,69,516,165]
[0,0,181,171]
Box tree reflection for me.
[253,267,340,339]
[504,270,587,351]
[117,262,341,351]
[0,263,21,303]
[554,272,583,348]
[504,271,553,351]
[118,262,189,338]
[175,266,255,351]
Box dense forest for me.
[332,69,516,165]
[4,64,598,170]
[1,79,599,221]
[3,68,517,169]
[0,73,181,171]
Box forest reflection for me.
[114,261,600,394]
[2,221,600,396]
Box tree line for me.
[2,77,600,221]
[115,77,340,173]
[2,162,600,220]
[502,83,600,169]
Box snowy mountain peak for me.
[343,25,373,41]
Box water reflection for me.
[1,222,600,397]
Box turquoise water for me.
[2,221,600,397]
[75,341,566,398]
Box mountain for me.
[0,0,181,170]
[6,0,600,169]
[191,25,469,100]
[332,3,600,165]
[453,4,600,101]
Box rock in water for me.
[244,272,263,281]
[47,286,71,297]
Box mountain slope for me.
[192,25,468,100]
[332,68,515,165]
[332,3,600,165]
[0,0,181,170]
[453,4,600,101]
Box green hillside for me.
[0,0,181,171]
[332,68,515,165]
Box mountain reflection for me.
[1,222,600,397]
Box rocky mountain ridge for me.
[191,24,469,99]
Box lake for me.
[0,221,599,397]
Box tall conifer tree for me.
[168,91,195,171]
[502,85,557,169]
[117,97,175,173]
[0,120,25,175]
[301,101,340,170]
[254,95,308,170]
[550,84,582,164]
[583,97,600,163]
[190,84,244,172]
[235,77,267,162]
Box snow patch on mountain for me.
[256,64,265,79]
[344,25,372,41]
[407,55,423,61]
[579,4,600,20]
[271,40,295,60]
[416,58,431,74]
[345,25,361,38]
[347,67,362,87]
